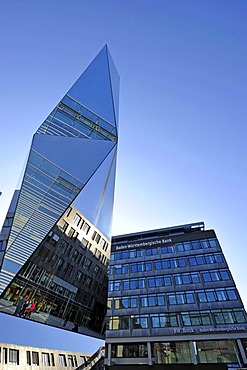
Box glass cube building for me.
[0,45,119,337]
[106,222,247,369]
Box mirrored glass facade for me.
[0,45,119,337]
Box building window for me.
[131,262,152,273]
[61,220,69,232]
[168,292,195,305]
[75,270,82,282]
[115,296,138,309]
[83,258,92,270]
[174,272,200,285]
[27,351,31,365]
[72,249,79,262]
[122,278,145,290]
[95,233,101,244]
[111,343,147,358]
[131,315,149,329]
[108,316,129,330]
[68,227,76,238]
[9,349,19,365]
[32,352,39,365]
[109,281,121,291]
[81,237,89,249]
[146,248,158,256]
[110,249,143,260]
[42,352,50,366]
[115,264,128,274]
[59,354,67,366]
[181,311,211,326]
[73,213,81,226]
[68,355,74,367]
[147,275,171,288]
[197,288,237,303]
[85,276,92,288]
[196,340,238,363]
[213,309,247,324]
[93,265,100,276]
[94,248,101,260]
[161,245,174,254]
[56,257,64,271]
[140,294,165,307]
[82,222,90,234]
[152,342,192,364]
[3,348,7,364]
[151,313,178,328]
[202,270,230,282]
[64,263,73,276]
[65,207,72,217]
[73,355,78,367]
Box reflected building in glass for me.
[106,222,247,369]
[0,45,119,338]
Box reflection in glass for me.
[0,45,119,338]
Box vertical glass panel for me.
[196,340,238,363]
[152,342,192,364]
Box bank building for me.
[106,222,247,369]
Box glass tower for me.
[0,45,119,337]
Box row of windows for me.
[108,269,231,292]
[22,263,104,301]
[107,288,237,310]
[110,238,219,261]
[66,209,109,252]
[39,243,106,280]
[48,232,109,267]
[110,340,239,365]
[108,287,238,308]
[107,308,246,330]
[110,253,224,276]
[0,347,86,367]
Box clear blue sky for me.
[0,0,247,353]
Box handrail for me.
[76,346,105,370]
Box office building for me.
[106,222,247,369]
[0,342,90,369]
[0,45,119,337]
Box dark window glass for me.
[198,292,207,303]
[155,261,162,270]
[186,293,195,303]
[200,240,209,249]
[227,289,237,300]
[164,276,171,286]
[192,241,200,250]
[136,250,143,257]
[214,254,223,263]
[202,272,211,282]
[208,238,218,247]
[176,243,184,252]
[184,242,191,251]
[162,260,170,269]
[148,278,155,288]
[189,257,197,266]
[157,294,165,306]
[196,256,204,265]
[220,270,230,280]
[206,291,216,302]
[191,273,200,283]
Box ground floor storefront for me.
[105,337,247,368]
